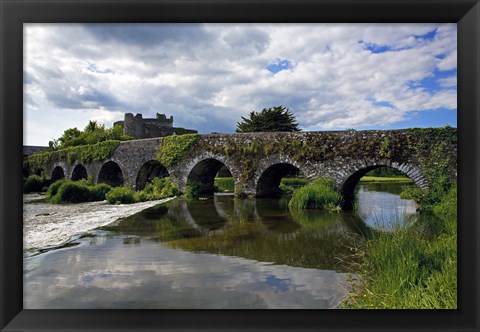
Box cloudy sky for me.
[24,23,457,146]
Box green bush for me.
[133,177,179,203]
[133,190,150,202]
[288,178,341,211]
[51,181,92,203]
[90,183,112,201]
[23,175,48,193]
[46,179,67,198]
[47,180,111,203]
[106,187,135,204]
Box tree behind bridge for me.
[235,106,301,133]
[48,120,132,151]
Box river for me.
[23,181,423,309]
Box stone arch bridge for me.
[31,128,457,209]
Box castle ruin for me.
[114,113,197,139]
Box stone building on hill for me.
[114,113,197,139]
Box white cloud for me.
[24,23,457,145]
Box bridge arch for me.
[98,160,124,187]
[253,155,310,198]
[135,160,169,190]
[51,165,66,182]
[340,162,428,210]
[71,164,88,181]
[184,152,237,195]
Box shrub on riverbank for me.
[134,177,180,202]
[106,177,179,204]
[23,175,49,193]
[288,178,341,211]
[90,183,112,201]
[48,180,112,203]
[106,187,135,204]
[46,179,67,198]
[51,181,93,203]
[344,185,457,309]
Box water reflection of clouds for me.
[357,189,417,230]
[24,238,349,309]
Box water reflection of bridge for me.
[107,196,374,271]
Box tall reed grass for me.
[344,185,457,309]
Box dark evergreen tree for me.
[235,106,301,133]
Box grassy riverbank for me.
[359,176,412,183]
[344,185,457,309]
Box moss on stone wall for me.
[156,134,200,168]
[28,140,121,170]
[191,128,456,190]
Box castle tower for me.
[123,113,144,138]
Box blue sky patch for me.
[267,59,292,74]
[368,96,396,109]
[390,108,456,129]
[414,29,436,40]
[408,68,457,92]
[359,40,392,53]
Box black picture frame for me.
[1,0,479,331]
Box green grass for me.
[288,178,341,211]
[214,177,235,193]
[344,185,457,309]
[360,176,412,183]
[279,177,309,195]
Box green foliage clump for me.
[400,145,454,208]
[49,121,132,150]
[288,178,341,211]
[236,106,300,132]
[379,137,393,158]
[89,183,113,201]
[279,177,308,195]
[156,134,199,168]
[50,181,93,203]
[135,177,180,202]
[184,181,202,200]
[48,180,112,203]
[106,187,135,205]
[29,140,121,170]
[23,175,49,193]
[105,177,179,204]
[46,179,67,198]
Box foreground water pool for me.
[23,182,424,309]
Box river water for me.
[23,182,422,309]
